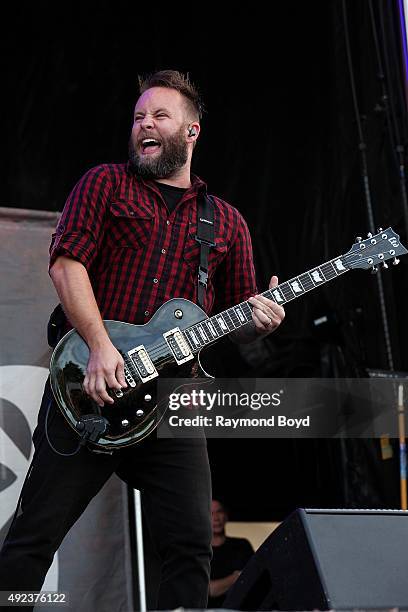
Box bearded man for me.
[0,70,284,609]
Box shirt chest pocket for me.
[109,201,154,250]
[183,232,228,277]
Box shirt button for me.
[144,310,150,317]
[161,249,166,254]
[153,278,159,284]
[166,220,170,225]
[129,211,135,216]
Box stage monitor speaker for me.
[223,508,408,610]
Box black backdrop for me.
[2,1,408,519]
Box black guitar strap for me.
[195,194,215,309]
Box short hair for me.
[138,70,204,121]
[212,499,229,515]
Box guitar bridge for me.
[163,328,194,365]
[127,345,158,383]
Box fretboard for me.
[183,255,349,352]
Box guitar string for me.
[132,249,396,364]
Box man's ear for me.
[187,123,200,139]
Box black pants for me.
[0,380,212,610]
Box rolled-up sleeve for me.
[212,211,258,313]
[49,165,111,271]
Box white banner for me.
[0,207,133,611]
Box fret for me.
[195,325,207,343]
[321,262,338,280]
[197,323,210,343]
[299,272,314,291]
[310,267,326,284]
[262,289,273,301]
[211,317,223,336]
[271,287,285,304]
[183,330,195,352]
[222,311,236,331]
[207,320,219,337]
[202,321,216,340]
[241,301,254,322]
[289,277,305,295]
[184,329,200,350]
[234,305,247,324]
[279,282,295,301]
[227,308,241,328]
[216,315,229,332]
[333,257,347,274]
[190,328,203,347]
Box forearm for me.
[49,255,110,349]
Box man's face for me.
[129,87,191,179]
[211,500,228,536]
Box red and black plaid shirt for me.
[49,163,257,324]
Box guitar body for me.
[49,298,209,451]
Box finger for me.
[253,296,285,321]
[86,373,103,406]
[248,296,277,319]
[248,296,269,311]
[269,275,279,289]
[252,308,272,329]
[95,374,114,405]
[269,302,285,320]
[116,361,127,388]
[106,371,123,391]
[250,295,276,310]
[86,372,97,399]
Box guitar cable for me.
[44,397,83,457]
[3,398,82,543]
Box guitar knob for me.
[371,266,378,274]
[393,257,400,265]
[121,419,129,427]
[136,410,145,418]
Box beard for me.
[128,126,189,179]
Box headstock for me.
[342,227,407,272]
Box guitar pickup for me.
[127,345,158,383]
[163,328,194,365]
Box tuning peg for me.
[371,266,378,274]
[382,262,389,269]
[367,232,373,238]
[393,257,400,265]
[377,227,383,232]
[356,236,362,243]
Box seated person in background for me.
[208,499,254,608]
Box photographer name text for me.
[168,415,310,429]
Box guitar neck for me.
[183,254,350,351]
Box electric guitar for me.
[49,227,407,450]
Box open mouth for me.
[141,138,162,155]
